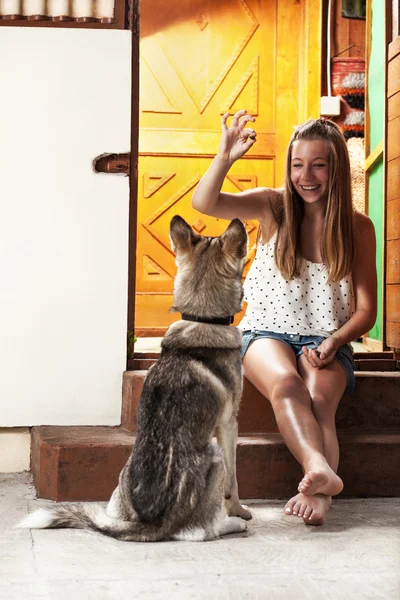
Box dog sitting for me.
[18,215,251,541]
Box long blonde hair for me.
[274,118,355,283]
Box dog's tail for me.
[17,504,167,542]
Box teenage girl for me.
[192,110,377,525]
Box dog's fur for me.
[18,216,251,542]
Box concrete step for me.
[122,370,400,434]
[237,432,400,498]
[128,351,399,372]
[31,426,133,502]
[31,426,400,501]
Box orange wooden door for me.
[135,0,321,335]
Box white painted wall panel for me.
[0,27,131,425]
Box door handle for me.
[93,152,130,175]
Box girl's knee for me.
[270,374,310,405]
[310,395,337,424]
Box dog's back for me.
[18,216,249,542]
[129,343,243,524]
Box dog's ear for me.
[220,219,248,259]
[170,215,200,253]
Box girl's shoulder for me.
[352,212,376,275]
[266,187,284,206]
[257,188,283,243]
[248,186,283,206]
[354,211,375,237]
[258,187,284,222]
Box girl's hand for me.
[218,110,257,164]
[301,336,341,369]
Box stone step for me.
[31,426,400,501]
[237,432,400,499]
[122,370,400,434]
[31,426,133,502]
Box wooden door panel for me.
[387,156,400,203]
[388,90,400,120]
[139,130,275,157]
[387,197,400,240]
[135,0,321,334]
[135,154,274,333]
[386,33,400,348]
[386,284,400,321]
[139,0,276,133]
[388,51,400,98]
[387,322,400,341]
[388,115,400,161]
[386,240,400,284]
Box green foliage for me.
[127,330,137,360]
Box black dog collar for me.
[181,313,234,326]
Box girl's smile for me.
[290,139,330,204]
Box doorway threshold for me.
[134,338,370,355]
[134,337,163,354]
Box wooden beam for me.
[364,140,384,172]
[127,0,140,359]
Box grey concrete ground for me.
[0,474,399,599]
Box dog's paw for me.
[226,500,252,521]
[217,516,247,537]
[230,516,247,532]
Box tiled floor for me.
[1,473,399,599]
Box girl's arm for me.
[192,110,279,222]
[305,213,377,365]
[330,212,377,347]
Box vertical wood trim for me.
[320,0,328,96]
[363,0,374,343]
[273,0,279,185]
[305,0,322,118]
[127,0,139,360]
[298,0,307,122]
[363,0,372,348]
[384,0,393,349]
[113,0,126,29]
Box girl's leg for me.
[296,355,347,492]
[243,340,343,497]
[283,356,347,524]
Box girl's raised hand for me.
[218,110,257,164]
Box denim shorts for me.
[241,330,355,395]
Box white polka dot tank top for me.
[240,232,354,337]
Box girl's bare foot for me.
[298,463,343,497]
[284,492,332,525]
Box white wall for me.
[0,27,131,425]
[0,429,30,472]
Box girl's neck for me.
[302,201,327,223]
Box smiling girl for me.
[192,110,377,525]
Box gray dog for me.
[19,215,252,541]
